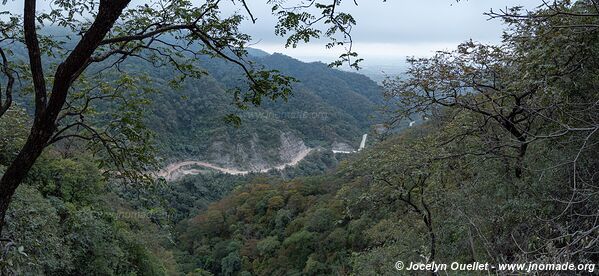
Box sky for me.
[2,0,541,69]
[229,0,541,68]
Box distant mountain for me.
[145,50,384,170]
[9,37,383,170]
[246,48,271,58]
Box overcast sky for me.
[233,0,540,67]
[3,0,541,68]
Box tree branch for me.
[24,0,48,117]
[0,47,14,117]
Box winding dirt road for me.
[157,148,312,181]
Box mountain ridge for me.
[144,49,384,170]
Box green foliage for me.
[141,52,381,167]
[0,106,28,166]
[256,236,280,257]
[176,110,596,274]
[221,251,241,276]
[4,1,599,275]
[27,155,103,204]
[175,172,352,275]
[176,4,599,268]
[2,151,176,275]
[0,110,176,275]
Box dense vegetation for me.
[0,49,362,274]
[10,45,381,168]
[2,0,599,275]
[0,108,178,274]
[172,2,599,275]
[0,0,365,243]
[0,105,346,275]
[144,51,383,167]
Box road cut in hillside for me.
[157,148,312,181]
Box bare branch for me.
[0,47,14,117]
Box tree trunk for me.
[0,0,131,235]
[421,196,436,276]
[0,122,54,234]
[514,142,528,178]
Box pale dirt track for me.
[157,148,312,181]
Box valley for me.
[3,2,597,274]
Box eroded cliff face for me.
[206,131,308,171]
[156,132,313,181]
[278,132,309,163]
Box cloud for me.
[1,0,541,65]
[240,0,540,64]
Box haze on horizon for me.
[235,0,540,69]
[2,0,540,69]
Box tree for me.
[384,0,599,263]
[347,131,444,264]
[384,1,599,178]
[0,0,367,234]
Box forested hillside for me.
[9,42,382,170]
[171,1,599,275]
[176,115,597,274]
[146,50,382,169]
[0,30,382,276]
[0,108,178,274]
[1,0,599,275]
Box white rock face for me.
[279,132,309,163]
[157,131,313,181]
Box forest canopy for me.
[1,0,599,275]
